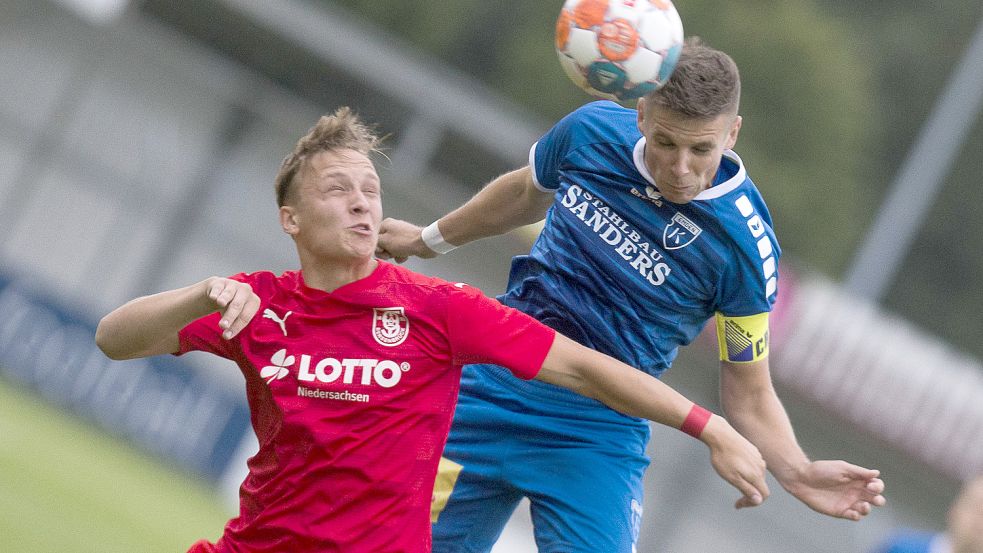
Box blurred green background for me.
[0,377,228,553]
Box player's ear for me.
[280,205,299,236]
[725,115,742,149]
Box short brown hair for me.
[275,106,382,207]
[645,37,741,119]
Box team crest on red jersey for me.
[373,307,409,347]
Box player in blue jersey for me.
[377,39,886,552]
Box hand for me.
[376,218,435,262]
[204,277,260,339]
[780,460,886,521]
[701,415,771,509]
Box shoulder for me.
[228,270,291,294]
[692,152,780,303]
[373,264,499,325]
[570,99,633,120]
[375,262,482,299]
[559,100,638,141]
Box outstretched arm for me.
[376,165,553,261]
[95,277,260,360]
[535,333,770,509]
[719,357,886,519]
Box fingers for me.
[734,475,769,510]
[374,246,408,264]
[722,454,768,510]
[848,470,886,511]
[866,478,886,506]
[734,493,763,509]
[207,279,260,339]
[841,463,880,481]
[222,292,260,339]
[841,498,878,521]
[705,417,770,511]
[207,278,238,308]
[839,476,886,521]
[866,477,885,495]
[377,218,433,260]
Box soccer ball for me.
[555,0,684,102]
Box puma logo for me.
[262,308,292,336]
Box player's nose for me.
[671,152,690,176]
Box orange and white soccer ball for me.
[556,0,684,102]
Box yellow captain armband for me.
[715,312,770,363]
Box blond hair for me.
[274,106,382,206]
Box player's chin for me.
[661,192,697,204]
[342,238,379,259]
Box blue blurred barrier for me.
[0,272,251,482]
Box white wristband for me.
[421,221,457,254]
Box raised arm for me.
[719,356,886,520]
[535,332,770,509]
[95,277,260,360]
[376,165,553,261]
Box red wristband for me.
[680,404,712,438]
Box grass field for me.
[0,377,232,553]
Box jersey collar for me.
[633,137,747,201]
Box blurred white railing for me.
[774,273,983,480]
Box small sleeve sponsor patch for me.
[715,312,769,363]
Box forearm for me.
[581,354,693,427]
[720,362,810,484]
[538,336,703,431]
[585,364,748,453]
[536,335,770,504]
[436,166,552,247]
[96,279,214,360]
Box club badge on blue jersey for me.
[663,212,702,250]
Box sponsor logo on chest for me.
[257,306,414,403]
[561,183,687,286]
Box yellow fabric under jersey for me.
[431,456,464,522]
[715,312,770,363]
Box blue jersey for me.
[502,100,780,379]
[433,102,782,551]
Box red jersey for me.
[177,261,555,553]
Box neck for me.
[300,255,378,293]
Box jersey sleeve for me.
[530,101,606,191]
[444,283,556,380]
[175,272,256,360]
[712,251,777,363]
[716,255,778,317]
[714,197,781,317]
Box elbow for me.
[95,318,130,360]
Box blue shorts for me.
[432,364,651,553]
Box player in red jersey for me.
[97,107,774,553]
